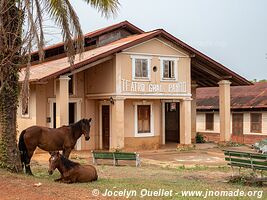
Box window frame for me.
[160,57,178,81]
[134,102,154,137]
[205,113,214,131]
[131,55,152,81]
[250,113,262,133]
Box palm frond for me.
[82,0,120,17]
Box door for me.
[102,105,110,150]
[232,113,244,143]
[165,102,180,143]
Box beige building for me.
[197,82,267,144]
[18,21,251,150]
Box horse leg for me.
[54,177,63,182]
[63,148,72,158]
[25,148,35,175]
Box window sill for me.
[160,78,177,82]
[132,78,151,82]
[135,132,154,137]
[21,115,30,119]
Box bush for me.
[196,133,206,143]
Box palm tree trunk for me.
[0,0,22,172]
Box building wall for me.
[85,59,115,94]
[119,38,191,96]
[124,99,162,150]
[17,37,192,151]
[17,85,37,136]
[197,111,267,144]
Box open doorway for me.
[165,102,180,143]
[52,102,77,128]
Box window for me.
[205,113,214,131]
[134,103,154,137]
[135,59,148,78]
[163,60,175,78]
[160,57,178,81]
[250,113,262,133]
[138,105,151,133]
[131,56,151,80]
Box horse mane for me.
[70,119,83,136]
[60,154,80,170]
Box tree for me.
[0,0,119,172]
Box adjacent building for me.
[18,21,251,150]
[197,82,267,144]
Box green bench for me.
[91,151,141,167]
[223,150,267,178]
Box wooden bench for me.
[223,150,267,179]
[91,151,141,167]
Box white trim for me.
[134,102,154,137]
[131,55,152,81]
[120,93,191,97]
[99,101,111,150]
[160,57,179,82]
[123,52,187,58]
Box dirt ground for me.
[0,144,265,200]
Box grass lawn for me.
[1,163,265,200]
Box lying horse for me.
[48,152,98,183]
[18,118,92,175]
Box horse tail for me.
[18,130,28,167]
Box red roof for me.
[197,82,267,110]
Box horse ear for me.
[89,118,92,122]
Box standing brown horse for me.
[18,118,92,175]
[48,152,98,183]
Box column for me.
[110,98,125,149]
[36,84,47,126]
[191,83,198,143]
[180,98,192,144]
[218,80,231,142]
[56,76,70,127]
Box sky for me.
[48,0,267,81]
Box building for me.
[18,21,251,150]
[197,82,267,144]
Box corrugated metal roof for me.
[197,82,267,110]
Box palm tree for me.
[0,0,119,172]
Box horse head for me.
[48,151,61,175]
[81,118,91,141]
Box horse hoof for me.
[26,172,34,176]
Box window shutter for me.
[170,61,175,78]
[163,60,169,78]
[137,105,151,133]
